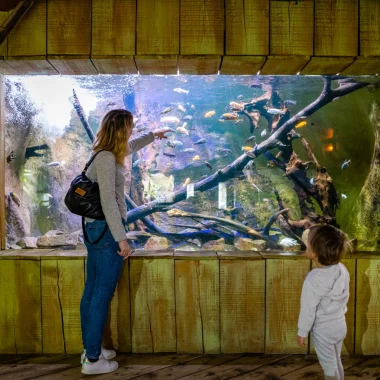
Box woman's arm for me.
[127,128,172,155]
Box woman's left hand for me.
[153,128,172,140]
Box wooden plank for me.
[220,260,265,353]
[301,56,354,75]
[180,0,224,55]
[175,259,219,354]
[225,0,269,55]
[270,0,313,56]
[219,56,265,75]
[174,251,217,259]
[136,0,179,55]
[260,55,309,75]
[266,259,310,354]
[130,250,174,258]
[0,60,17,74]
[341,57,380,75]
[260,252,306,259]
[0,11,9,57]
[360,0,380,56]
[344,356,380,378]
[356,259,380,355]
[134,55,178,75]
[217,251,262,260]
[91,57,137,74]
[92,0,136,56]
[0,74,4,250]
[314,0,358,56]
[48,56,97,75]
[7,0,46,56]
[0,260,41,353]
[178,55,221,75]
[47,0,91,55]
[5,57,57,74]
[130,258,176,353]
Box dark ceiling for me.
[0,0,20,12]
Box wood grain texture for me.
[0,60,17,74]
[178,55,221,75]
[180,0,224,55]
[135,55,178,75]
[8,0,46,56]
[341,57,380,75]
[266,259,310,354]
[137,0,179,55]
[356,259,380,355]
[48,57,97,74]
[219,56,265,75]
[0,260,41,353]
[130,258,176,353]
[0,74,4,250]
[270,0,313,55]
[92,0,136,56]
[0,11,9,57]
[47,0,91,55]
[175,259,220,354]
[220,260,265,353]
[360,0,380,56]
[314,0,358,56]
[91,57,137,74]
[301,56,354,75]
[260,56,309,75]
[225,0,269,55]
[4,57,57,74]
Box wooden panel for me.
[270,0,313,55]
[92,0,136,56]
[175,259,219,354]
[301,57,354,75]
[135,55,178,75]
[0,60,17,75]
[0,74,4,250]
[314,0,358,56]
[360,0,380,56]
[0,11,9,57]
[341,57,380,75]
[266,259,310,354]
[220,260,265,353]
[91,57,137,74]
[356,259,380,355]
[225,0,269,55]
[5,58,57,74]
[136,0,179,55]
[180,0,224,55]
[130,258,176,353]
[178,55,221,75]
[219,56,265,75]
[48,57,97,74]
[8,0,46,56]
[47,0,92,55]
[260,56,309,75]
[0,260,41,353]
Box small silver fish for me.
[183,148,196,153]
[182,115,193,120]
[246,135,256,143]
[341,193,348,199]
[237,94,244,100]
[163,152,176,158]
[341,159,351,170]
[267,108,285,115]
[194,139,206,145]
[44,161,66,167]
[173,88,189,95]
[283,100,297,106]
[310,177,315,186]
[160,107,173,114]
[106,101,117,107]
[261,129,267,137]
[279,238,298,247]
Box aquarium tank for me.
[4,74,380,252]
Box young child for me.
[297,224,353,380]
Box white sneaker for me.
[80,347,116,364]
[81,357,118,375]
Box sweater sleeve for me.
[96,152,126,242]
[127,131,155,155]
[297,277,322,337]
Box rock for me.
[188,239,201,247]
[201,238,225,251]
[37,233,78,248]
[233,237,266,251]
[282,243,301,252]
[10,244,22,250]
[174,245,199,251]
[17,237,38,249]
[223,244,237,251]
[144,236,171,251]
[44,230,65,237]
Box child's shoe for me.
[80,347,116,364]
[81,357,118,375]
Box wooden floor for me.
[0,353,379,379]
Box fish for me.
[250,83,262,89]
[9,192,21,207]
[279,238,298,247]
[181,122,188,129]
[160,107,173,114]
[295,121,307,129]
[310,177,315,186]
[192,155,200,161]
[182,115,193,120]
[341,159,351,170]
[242,146,254,152]
[163,152,176,158]
[205,161,212,170]
[234,119,244,124]
[246,151,256,159]
[176,126,189,135]
[237,94,244,100]
[183,148,196,153]
[194,139,206,145]
[173,88,189,95]
[106,101,117,107]
[204,110,216,118]
[183,178,191,187]
[341,193,348,199]
[166,141,176,148]
[173,140,184,148]
[230,101,244,111]
[132,158,146,167]
[246,135,256,143]
[283,100,297,106]
[267,108,285,115]
[218,119,225,123]
[178,104,186,113]
[160,116,180,124]
[190,104,196,110]
[44,161,66,167]
[220,113,239,121]
[261,129,267,137]
[6,151,15,164]
[217,148,232,156]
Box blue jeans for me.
[80,219,125,360]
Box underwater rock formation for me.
[144,236,171,250]
[234,237,266,251]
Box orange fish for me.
[323,143,334,153]
[220,113,239,121]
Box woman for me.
[80,109,170,375]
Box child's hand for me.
[152,128,172,140]
[297,335,306,347]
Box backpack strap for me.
[82,149,105,174]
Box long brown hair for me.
[93,109,134,165]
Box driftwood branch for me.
[72,89,95,142]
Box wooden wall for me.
[0,0,379,75]
[0,249,379,355]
